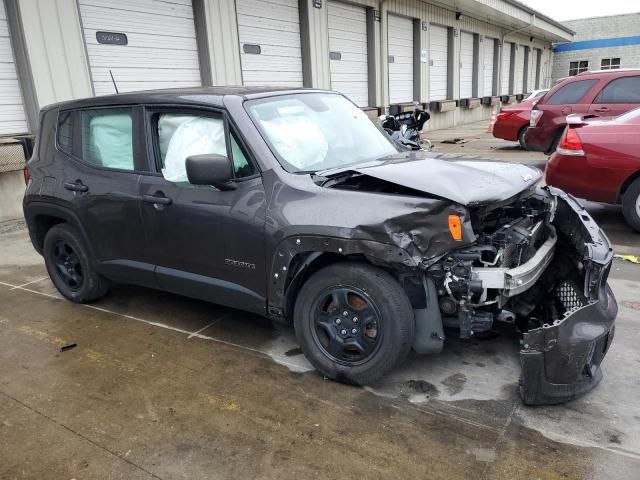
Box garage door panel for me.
[483,39,495,97]
[79,0,201,95]
[238,0,302,87]
[514,45,525,94]
[0,1,27,135]
[388,14,414,104]
[329,1,368,107]
[500,42,511,95]
[429,24,448,101]
[460,31,474,99]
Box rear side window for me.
[57,111,73,155]
[80,108,134,171]
[594,76,640,104]
[546,79,598,105]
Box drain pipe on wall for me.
[499,14,535,97]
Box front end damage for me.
[424,187,616,405]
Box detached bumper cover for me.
[519,189,617,405]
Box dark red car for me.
[546,108,640,231]
[489,96,539,149]
[526,69,640,153]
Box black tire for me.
[518,125,529,150]
[293,262,415,385]
[547,130,562,154]
[622,178,640,232]
[43,223,110,303]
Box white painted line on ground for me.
[0,279,307,371]
[187,319,220,339]
[10,276,49,290]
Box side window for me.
[80,108,134,170]
[57,111,73,155]
[595,77,640,104]
[156,113,255,184]
[546,79,598,105]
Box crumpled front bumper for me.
[518,189,617,405]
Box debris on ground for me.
[441,138,468,144]
[614,254,640,264]
[60,343,77,352]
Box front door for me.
[138,107,267,314]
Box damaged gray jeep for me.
[24,88,616,405]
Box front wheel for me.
[622,178,640,232]
[294,262,415,385]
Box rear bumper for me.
[492,121,520,141]
[518,189,617,405]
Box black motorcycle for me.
[380,103,431,151]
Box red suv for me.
[525,69,640,153]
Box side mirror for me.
[185,154,235,189]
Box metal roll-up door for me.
[459,31,474,99]
[78,0,201,96]
[514,44,525,94]
[0,1,27,135]
[237,0,303,87]
[388,14,413,104]
[482,38,495,96]
[532,48,540,89]
[429,24,448,101]
[500,41,512,95]
[328,1,368,107]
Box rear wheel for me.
[43,224,110,303]
[294,262,414,385]
[622,178,640,232]
[518,125,529,150]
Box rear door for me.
[138,106,267,314]
[588,75,640,117]
[56,106,153,284]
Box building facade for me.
[551,12,640,82]
[0,0,571,219]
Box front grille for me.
[555,280,587,315]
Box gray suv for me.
[23,87,617,404]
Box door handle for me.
[64,181,89,192]
[594,107,611,113]
[143,194,172,205]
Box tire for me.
[547,130,562,154]
[43,223,110,303]
[622,178,640,232]
[293,262,415,385]
[518,125,529,150]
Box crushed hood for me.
[324,152,542,206]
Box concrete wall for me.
[0,170,24,222]
[564,13,640,41]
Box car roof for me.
[43,86,334,113]
[576,68,640,77]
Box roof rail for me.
[577,68,640,75]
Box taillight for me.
[23,166,30,185]
[488,108,498,132]
[556,127,585,156]
[530,109,543,127]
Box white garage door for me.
[531,49,540,90]
[500,41,512,95]
[237,0,303,87]
[0,1,27,135]
[388,14,413,104]
[429,24,448,101]
[482,38,495,96]
[79,0,201,96]
[328,1,368,107]
[459,31,474,99]
[514,44,525,94]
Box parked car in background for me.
[489,96,541,149]
[526,69,640,153]
[524,89,549,101]
[546,109,640,232]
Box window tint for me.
[156,113,255,184]
[57,111,73,155]
[80,108,134,170]
[595,77,640,104]
[546,79,598,105]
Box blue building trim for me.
[554,36,640,52]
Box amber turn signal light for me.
[448,215,463,241]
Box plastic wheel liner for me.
[518,188,617,405]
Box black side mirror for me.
[185,154,235,189]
